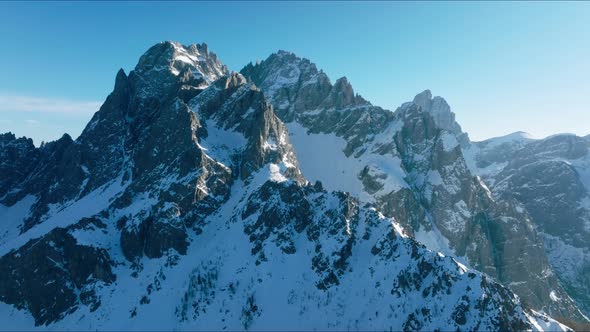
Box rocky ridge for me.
[240,50,588,327]
[464,131,590,320]
[0,42,578,330]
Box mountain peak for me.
[476,131,535,148]
[508,131,535,139]
[0,132,17,142]
[405,89,469,144]
[221,71,248,89]
[412,89,433,110]
[113,68,128,90]
[324,76,368,108]
[275,49,296,57]
[334,76,350,85]
[413,89,453,115]
[125,41,229,103]
[135,41,227,82]
[240,49,378,121]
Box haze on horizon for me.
[0,1,588,144]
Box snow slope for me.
[0,172,568,331]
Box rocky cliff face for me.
[0,41,299,326]
[0,42,578,331]
[0,220,115,325]
[240,50,588,327]
[0,133,39,199]
[465,132,590,320]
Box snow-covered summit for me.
[136,41,227,81]
[476,131,535,147]
[0,41,585,331]
[130,41,228,102]
[241,50,370,121]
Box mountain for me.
[240,50,589,328]
[464,132,590,320]
[0,41,577,331]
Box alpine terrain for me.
[0,41,585,331]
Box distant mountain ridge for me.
[0,41,584,331]
[465,130,590,320]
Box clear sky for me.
[0,1,588,144]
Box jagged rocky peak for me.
[242,50,370,111]
[0,132,39,199]
[221,71,248,89]
[130,41,228,103]
[242,50,345,120]
[321,76,369,109]
[113,68,128,90]
[0,132,37,161]
[412,89,434,111]
[0,132,33,146]
[190,71,304,183]
[399,89,469,145]
[241,49,329,93]
[135,41,227,81]
[411,90,457,132]
[80,41,230,146]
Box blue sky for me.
[0,1,588,144]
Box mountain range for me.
[0,41,588,331]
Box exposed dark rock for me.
[0,133,39,199]
[120,216,188,262]
[0,227,114,325]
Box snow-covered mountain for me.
[464,131,590,321]
[0,41,581,331]
[240,50,589,328]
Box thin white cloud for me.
[24,119,41,127]
[0,94,101,114]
